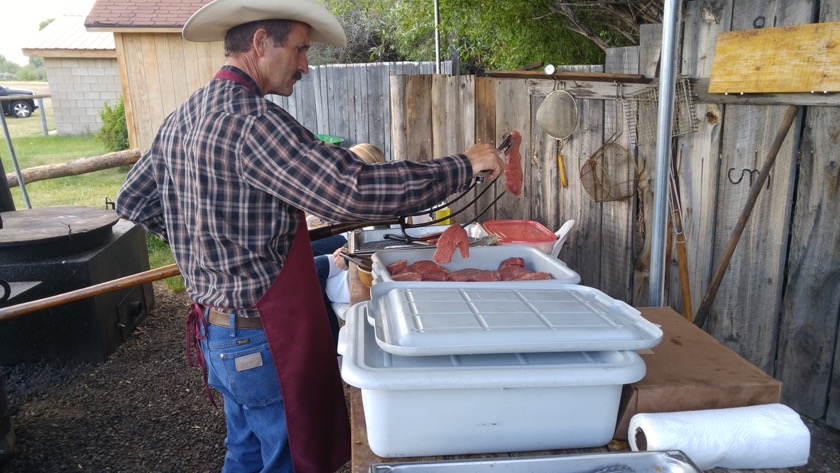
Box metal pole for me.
[37,98,48,136]
[0,113,32,208]
[433,0,441,74]
[648,0,682,305]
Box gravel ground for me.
[1,282,838,473]
[1,282,350,473]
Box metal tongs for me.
[476,132,514,184]
[389,133,513,243]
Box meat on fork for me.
[433,224,470,264]
[504,131,523,197]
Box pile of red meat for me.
[385,256,552,282]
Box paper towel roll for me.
[628,403,810,470]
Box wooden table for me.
[345,265,803,473]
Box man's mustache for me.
[293,72,302,81]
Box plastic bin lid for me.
[482,220,556,243]
[368,281,663,356]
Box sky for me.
[1,0,96,66]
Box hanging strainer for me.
[580,132,637,202]
[536,88,578,188]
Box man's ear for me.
[252,29,269,55]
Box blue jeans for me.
[310,234,346,257]
[200,315,292,473]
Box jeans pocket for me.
[206,339,282,407]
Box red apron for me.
[254,215,350,472]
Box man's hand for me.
[332,247,348,271]
[463,143,505,180]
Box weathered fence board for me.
[777,103,840,420]
[431,75,457,157]
[598,50,635,302]
[528,95,551,228]
[707,0,812,374]
[406,74,433,162]
[819,0,840,431]
[494,79,531,221]
[773,0,840,427]
[549,66,604,289]
[389,75,407,162]
[268,62,445,159]
[473,77,499,223]
[676,0,730,322]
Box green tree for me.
[320,0,663,70]
[0,55,21,78]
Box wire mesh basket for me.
[623,76,698,146]
[580,136,637,202]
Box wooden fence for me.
[267,61,450,160]
[274,0,837,428]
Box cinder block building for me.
[22,15,120,135]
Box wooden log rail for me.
[0,93,51,102]
[4,149,142,188]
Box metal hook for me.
[727,168,745,185]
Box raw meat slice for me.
[448,268,500,282]
[421,271,448,282]
[392,271,423,281]
[499,257,525,269]
[499,265,553,281]
[383,256,552,282]
[405,260,449,280]
[386,259,408,275]
[433,224,470,264]
[406,260,449,274]
[504,131,523,197]
[498,265,529,280]
[473,270,502,282]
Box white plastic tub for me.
[339,304,647,458]
[370,245,580,285]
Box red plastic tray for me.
[482,219,556,243]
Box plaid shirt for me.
[117,66,472,311]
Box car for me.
[0,85,38,118]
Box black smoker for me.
[0,206,154,364]
[0,368,13,468]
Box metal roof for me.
[22,15,114,56]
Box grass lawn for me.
[1,95,184,292]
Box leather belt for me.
[207,308,262,329]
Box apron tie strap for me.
[185,302,218,408]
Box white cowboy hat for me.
[183,0,347,47]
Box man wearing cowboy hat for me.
[116,0,506,471]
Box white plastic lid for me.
[367,281,663,356]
